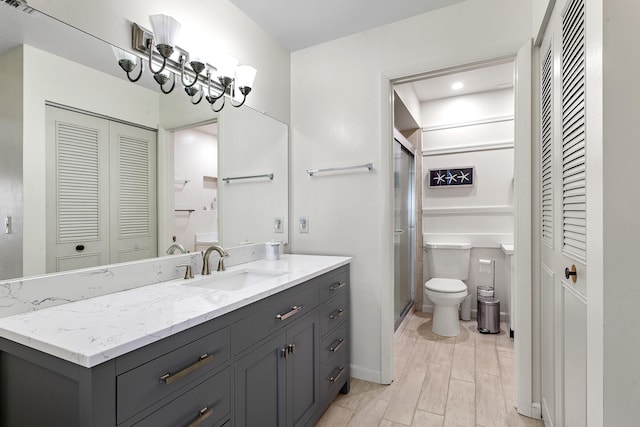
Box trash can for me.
[477,296,500,334]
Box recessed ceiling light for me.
[451,81,464,90]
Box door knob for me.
[564,265,577,283]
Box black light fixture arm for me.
[117,58,144,83]
[229,87,252,108]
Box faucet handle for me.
[177,264,194,279]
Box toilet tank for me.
[425,242,471,280]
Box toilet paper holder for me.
[478,258,495,290]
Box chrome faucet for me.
[166,243,187,254]
[202,244,229,274]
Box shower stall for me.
[393,138,415,329]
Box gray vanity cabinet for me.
[0,264,350,427]
[234,309,320,427]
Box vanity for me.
[0,254,351,427]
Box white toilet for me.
[424,242,471,337]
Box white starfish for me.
[446,171,457,184]
[458,170,470,183]
[434,172,446,184]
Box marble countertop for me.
[0,254,350,368]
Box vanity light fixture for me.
[113,14,257,110]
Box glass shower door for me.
[394,140,415,329]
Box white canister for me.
[265,241,282,261]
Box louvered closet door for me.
[539,0,588,425]
[46,107,110,272]
[109,121,157,263]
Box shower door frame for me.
[393,133,416,330]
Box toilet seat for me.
[425,278,466,293]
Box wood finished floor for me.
[316,311,543,427]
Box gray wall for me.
[0,47,23,280]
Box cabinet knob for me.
[564,265,577,283]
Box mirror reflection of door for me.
[172,122,219,253]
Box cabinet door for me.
[286,309,320,427]
[235,332,286,427]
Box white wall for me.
[173,127,218,252]
[421,89,514,319]
[601,0,640,424]
[28,0,290,124]
[218,106,289,247]
[291,0,531,383]
[422,89,514,246]
[0,47,23,280]
[21,45,160,276]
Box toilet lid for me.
[424,278,467,293]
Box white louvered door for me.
[109,122,157,263]
[46,107,110,272]
[539,0,588,425]
[46,107,157,272]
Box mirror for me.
[0,5,288,280]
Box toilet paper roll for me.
[478,258,494,274]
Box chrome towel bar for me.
[306,162,373,176]
[222,173,274,183]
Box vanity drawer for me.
[321,320,349,366]
[117,326,231,424]
[321,354,349,403]
[133,366,231,427]
[319,265,350,302]
[321,291,349,336]
[234,282,319,355]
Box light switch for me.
[299,216,309,233]
[274,217,284,233]
[4,216,11,234]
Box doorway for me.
[171,121,219,253]
[389,46,534,418]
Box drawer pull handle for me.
[329,281,346,291]
[329,338,345,352]
[186,406,213,427]
[328,366,345,383]
[160,353,213,385]
[276,305,302,321]
[329,308,344,320]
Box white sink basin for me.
[187,269,287,291]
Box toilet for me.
[424,242,471,337]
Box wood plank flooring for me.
[316,311,543,427]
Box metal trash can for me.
[477,296,500,334]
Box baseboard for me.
[516,402,542,419]
[421,305,511,324]
[350,364,388,385]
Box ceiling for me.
[402,62,514,102]
[228,0,466,51]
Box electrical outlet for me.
[274,217,284,233]
[299,216,309,233]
